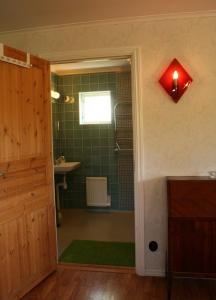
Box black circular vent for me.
[149,241,158,252]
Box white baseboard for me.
[144,269,165,277]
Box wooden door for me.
[0,45,57,300]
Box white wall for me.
[1,14,216,275]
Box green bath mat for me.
[59,240,135,267]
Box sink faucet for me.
[55,154,65,165]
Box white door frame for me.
[42,46,145,276]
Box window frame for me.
[79,90,112,125]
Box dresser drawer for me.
[168,219,216,274]
[167,179,216,218]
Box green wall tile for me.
[51,71,134,210]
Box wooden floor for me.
[21,265,216,300]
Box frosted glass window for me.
[79,91,112,125]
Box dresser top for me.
[167,176,216,181]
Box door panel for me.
[0,45,57,300]
[0,220,19,299]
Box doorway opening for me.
[51,57,135,268]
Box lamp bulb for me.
[173,70,178,80]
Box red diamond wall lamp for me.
[159,58,193,103]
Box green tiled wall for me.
[52,71,134,210]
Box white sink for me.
[54,162,80,174]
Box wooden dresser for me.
[167,176,216,298]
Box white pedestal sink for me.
[54,161,80,226]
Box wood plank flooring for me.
[21,265,216,300]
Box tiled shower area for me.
[52,70,134,211]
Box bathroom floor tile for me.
[57,209,134,256]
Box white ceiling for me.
[0,0,216,32]
[51,58,130,73]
